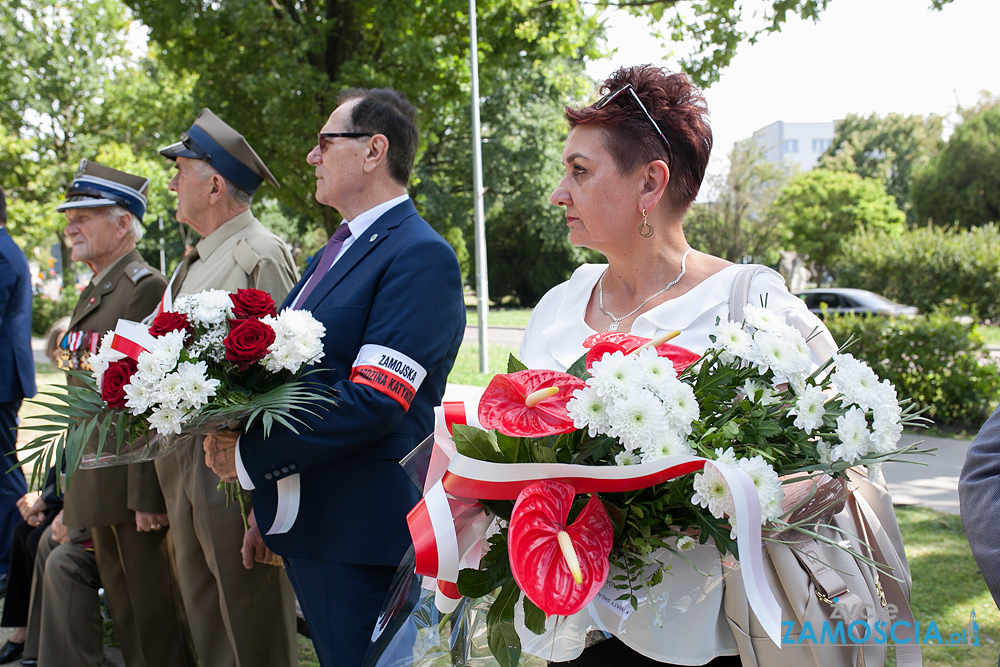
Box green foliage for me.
[818,112,944,223]
[125,0,603,300]
[911,105,1000,228]
[686,139,789,264]
[31,291,76,337]
[485,581,522,667]
[823,310,1000,427]
[834,224,1000,322]
[775,168,906,279]
[0,0,196,286]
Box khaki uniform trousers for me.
[90,523,196,667]
[25,526,101,666]
[155,436,297,667]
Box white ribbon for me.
[414,406,783,646]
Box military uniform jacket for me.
[172,208,297,302]
[62,249,168,529]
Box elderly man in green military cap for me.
[155,108,299,667]
[25,160,196,667]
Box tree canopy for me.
[774,168,905,280]
[911,102,1000,228]
[818,112,943,223]
[685,139,788,265]
[2,0,965,303]
[0,0,195,283]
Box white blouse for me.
[517,263,837,665]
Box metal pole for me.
[469,0,490,373]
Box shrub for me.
[32,292,76,337]
[823,309,1000,427]
[834,224,1000,322]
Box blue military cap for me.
[56,160,150,221]
[158,108,280,194]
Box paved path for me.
[883,432,970,515]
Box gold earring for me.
[638,207,654,237]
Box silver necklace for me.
[598,247,691,332]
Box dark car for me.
[794,288,919,318]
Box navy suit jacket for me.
[0,227,36,404]
[239,199,465,566]
[959,402,1000,609]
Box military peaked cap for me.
[56,160,150,221]
[159,108,280,194]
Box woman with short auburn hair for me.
[520,64,837,666]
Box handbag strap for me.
[728,264,770,323]
[847,487,922,666]
[789,540,864,612]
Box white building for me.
[752,121,835,172]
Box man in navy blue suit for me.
[0,185,34,591]
[204,88,465,666]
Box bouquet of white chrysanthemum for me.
[21,288,335,490]
[563,305,911,540]
[398,309,929,667]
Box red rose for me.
[224,318,276,371]
[230,288,277,320]
[101,358,139,409]
[149,311,195,344]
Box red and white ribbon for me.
[407,401,783,645]
[109,320,157,361]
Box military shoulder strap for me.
[124,261,153,285]
[233,239,261,276]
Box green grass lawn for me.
[976,324,1000,346]
[889,505,998,666]
[465,307,532,329]
[447,341,521,387]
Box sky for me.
[587,0,1000,177]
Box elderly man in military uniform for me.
[32,160,196,667]
[155,109,299,667]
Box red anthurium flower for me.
[582,331,700,375]
[477,369,586,437]
[508,480,613,617]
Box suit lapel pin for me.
[369,233,378,243]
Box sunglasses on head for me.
[595,84,672,167]
[318,132,373,152]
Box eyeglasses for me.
[595,84,672,167]
[318,132,374,152]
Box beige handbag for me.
[722,266,920,667]
[722,470,920,666]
